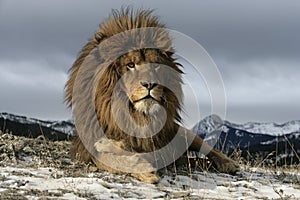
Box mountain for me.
[193,115,300,165]
[227,120,300,136]
[0,112,74,140]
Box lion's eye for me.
[126,62,135,69]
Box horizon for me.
[1,111,299,128]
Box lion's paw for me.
[132,172,160,184]
[212,156,239,175]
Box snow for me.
[62,193,87,200]
[221,125,230,133]
[260,138,278,145]
[192,114,224,135]
[227,120,300,136]
[1,166,299,199]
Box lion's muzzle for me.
[130,81,164,114]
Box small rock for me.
[88,165,99,172]
[23,146,35,154]
[13,140,27,152]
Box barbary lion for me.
[65,8,239,183]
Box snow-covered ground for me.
[0,127,299,199]
[1,165,300,199]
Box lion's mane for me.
[65,8,183,163]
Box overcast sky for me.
[0,0,299,125]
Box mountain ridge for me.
[192,114,300,137]
[0,112,74,140]
[193,115,300,165]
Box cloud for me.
[161,1,300,62]
[0,60,71,120]
[219,59,300,105]
[2,0,300,62]
[226,104,300,124]
[0,0,299,123]
[180,57,300,124]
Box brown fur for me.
[66,8,239,183]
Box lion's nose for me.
[140,81,157,90]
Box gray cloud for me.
[160,1,300,62]
[0,60,71,120]
[226,104,300,124]
[2,0,299,62]
[219,59,300,103]
[0,0,299,123]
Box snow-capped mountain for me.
[226,120,300,136]
[193,115,300,165]
[192,114,300,137]
[0,112,74,140]
[191,114,224,135]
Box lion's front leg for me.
[93,138,160,183]
[183,127,239,174]
[206,148,239,174]
[92,153,160,183]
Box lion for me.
[65,8,239,183]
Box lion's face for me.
[116,49,180,116]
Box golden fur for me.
[66,8,239,183]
